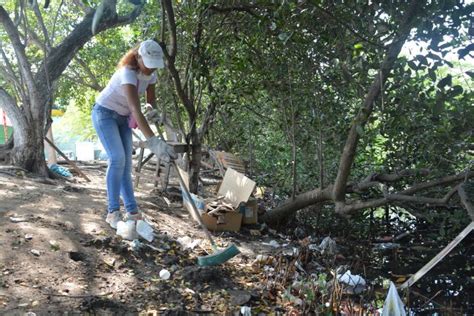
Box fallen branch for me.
[263,171,473,223]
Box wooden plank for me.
[399,221,474,290]
[134,141,188,154]
[44,137,90,182]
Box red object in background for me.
[0,109,11,126]
[1,109,11,142]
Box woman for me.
[92,40,176,229]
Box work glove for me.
[145,136,177,163]
[144,105,163,125]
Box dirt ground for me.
[0,163,282,315]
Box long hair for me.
[117,45,139,69]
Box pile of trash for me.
[203,196,237,224]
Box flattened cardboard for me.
[217,168,256,208]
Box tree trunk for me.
[0,3,142,176]
[189,126,202,193]
[261,186,333,225]
[10,120,48,175]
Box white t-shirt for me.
[96,67,157,116]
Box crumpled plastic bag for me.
[337,270,366,294]
[382,281,406,316]
[116,220,138,240]
[136,220,154,242]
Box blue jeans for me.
[92,104,138,214]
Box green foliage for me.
[3,0,471,208]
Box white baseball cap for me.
[138,40,164,69]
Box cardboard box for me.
[181,188,243,231]
[178,167,254,232]
[201,212,243,232]
[239,198,258,225]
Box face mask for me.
[137,71,153,81]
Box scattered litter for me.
[103,256,116,267]
[253,254,273,265]
[319,237,337,256]
[282,247,299,257]
[308,244,319,251]
[49,240,60,251]
[337,270,366,294]
[177,236,202,250]
[30,249,41,256]
[24,234,33,240]
[116,220,138,240]
[382,281,406,316]
[136,220,154,242]
[49,163,72,178]
[9,217,27,223]
[184,288,195,294]
[240,306,251,316]
[145,243,166,252]
[159,269,171,280]
[263,240,280,248]
[131,239,143,252]
[373,243,401,251]
[249,229,261,236]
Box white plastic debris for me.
[373,243,400,251]
[240,306,251,316]
[319,236,337,255]
[136,220,154,242]
[337,270,366,294]
[177,236,202,250]
[10,217,28,223]
[159,269,171,280]
[263,240,280,248]
[116,220,138,240]
[130,239,143,251]
[382,281,406,316]
[30,249,41,256]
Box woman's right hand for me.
[145,136,177,162]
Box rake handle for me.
[154,129,217,250]
[172,161,217,249]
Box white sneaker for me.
[106,211,121,229]
[124,211,142,222]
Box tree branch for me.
[73,56,103,91]
[161,0,177,59]
[31,0,52,51]
[349,168,431,192]
[338,172,473,215]
[333,1,423,208]
[0,5,39,107]
[36,2,142,92]
[160,0,195,117]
